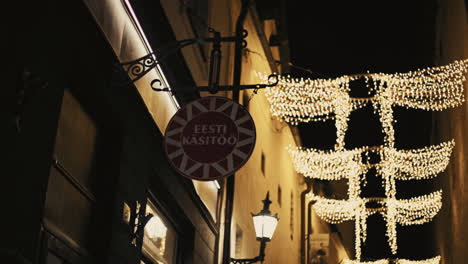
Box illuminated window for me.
[142,200,177,264]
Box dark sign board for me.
[164,97,256,180]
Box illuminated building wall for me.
[433,0,468,263]
[2,1,351,264]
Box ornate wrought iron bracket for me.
[117,28,278,94]
[118,30,248,85]
[150,74,279,94]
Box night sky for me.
[286,0,440,261]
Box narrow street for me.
[3,0,467,264]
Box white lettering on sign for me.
[194,124,227,134]
[164,96,256,180]
[182,135,237,146]
[183,124,235,146]
[182,135,237,145]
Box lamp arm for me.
[258,240,266,261]
[229,240,267,264]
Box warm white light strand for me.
[308,191,442,257]
[388,141,454,180]
[343,256,441,264]
[343,260,389,264]
[393,190,443,226]
[397,256,441,264]
[288,141,454,182]
[311,196,361,224]
[263,59,467,125]
[272,60,466,262]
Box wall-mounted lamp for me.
[231,192,279,264]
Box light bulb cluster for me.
[392,191,442,226]
[308,191,442,257]
[262,59,467,126]
[343,256,441,264]
[387,141,454,180]
[268,60,467,263]
[261,74,352,125]
[311,195,360,224]
[308,192,442,225]
[288,141,454,182]
[384,60,467,111]
[343,259,389,264]
[397,256,441,264]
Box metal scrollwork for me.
[150,79,171,92]
[116,28,276,95]
[120,52,159,83]
[266,74,279,87]
[116,30,247,88]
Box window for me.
[142,200,177,264]
[242,91,250,110]
[290,192,294,240]
[235,224,243,258]
[46,251,65,264]
[277,185,282,206]
[261,152,266,177]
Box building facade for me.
[2,0,339,264]
[433,0,468,263]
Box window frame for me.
[143,191,195,264]
[141,199,179,264]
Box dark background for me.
[286,0,439,260]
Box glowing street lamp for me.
[231,192,279,264]
[252,193,279,241]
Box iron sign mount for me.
[118,28,279,94]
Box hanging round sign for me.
[164,96,256,181]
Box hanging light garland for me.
[342,256,441,264]
[344,258,389,264]
[308,191,442,258]
[264,60,468,263]
[308,191,442,226]
[262,59,467,126]
[288,141,454,182]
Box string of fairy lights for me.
[262,59,467,126]
[287,141,455,181]
[342,256,441,264]
[262,59,468,263]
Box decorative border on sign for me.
[164,96,256,180]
